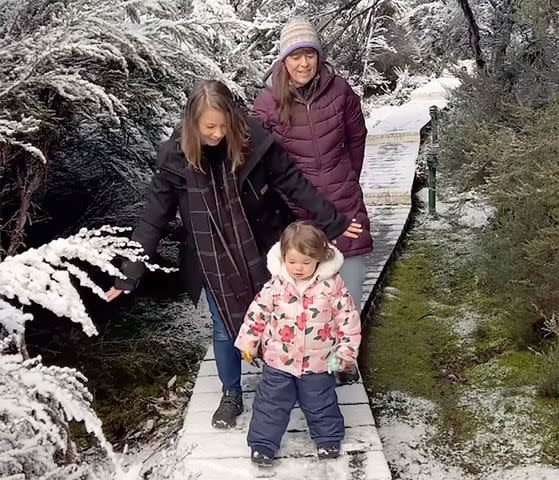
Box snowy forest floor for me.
[54,263,214,450]
[360,183,559,480]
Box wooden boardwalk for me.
[169,76,457,480]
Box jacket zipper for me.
[300,290,307,377]
[247,179,259,200]
[296,290,303,377]
[305,102,322,170]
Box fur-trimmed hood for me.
[266,241,344,286]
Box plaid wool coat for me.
[116,117,350,309]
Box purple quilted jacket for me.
[253,63,373,257]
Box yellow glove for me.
[243,351,261,368]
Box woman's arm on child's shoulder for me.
[330,274,362,364]
[234,281,274,357]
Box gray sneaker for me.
[212,390,243,429]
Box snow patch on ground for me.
[366,105,394,130]
[363,70,432,119]
[435,305,481,342]
[373,388,558,480]
[372,392,466,480]
[448,308,480,339]
[383,286,401,300]
[415,187,495,231]
[459,387,542,468]
[485,466,559,480]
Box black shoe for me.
[336,364,360,385]
[251,447,274,467]
[211,390,243,429]
[317,443,341,459]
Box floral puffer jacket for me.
[234,242,361,377]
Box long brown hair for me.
[272,60,322,127]
[280,221,334,262]
[180,80,249,173]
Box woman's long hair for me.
[180,80,249,173]
[272,60,322,127]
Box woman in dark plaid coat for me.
[106,80,362,429]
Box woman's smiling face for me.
[284,48,318,87]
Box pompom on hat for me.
[278,17,324,63]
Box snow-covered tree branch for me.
[0,226,172,479]
[0,0,260,257]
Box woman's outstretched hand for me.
[342,219,363,239]
[105,287,129,302]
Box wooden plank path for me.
[169,75,457,479]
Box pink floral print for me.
[235,243,361,377]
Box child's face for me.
[284,248,318,281]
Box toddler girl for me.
[235,220,361,466]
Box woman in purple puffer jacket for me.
[253,18,372,382]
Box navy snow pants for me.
[247,363,345,454]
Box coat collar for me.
[266,241,344,287]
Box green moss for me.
[465,351,545,389]
[362,248,463,402]
[434,303,459,318]
[539,345,559,399]
[499,352,545,385]
[362,242,487,451]
[361,220,559,455]
[436,388,480,445]
[473,318,515,361]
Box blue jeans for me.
[205,289,242,393]
[339,254,367,313]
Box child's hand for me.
[327,356,341,374]
[242,351,261,368]
[328,356,356,374]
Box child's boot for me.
[317,442,341,459]
[251,446,275,467]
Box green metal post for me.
[430,105,439,144]
[427,153,437,215]
[427,106,439,215]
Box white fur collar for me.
[266,241,344,285]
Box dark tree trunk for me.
[457,0,486,71]
[6,161,47,256]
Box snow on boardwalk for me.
[173,76,455,479]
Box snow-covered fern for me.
[0,226,171,479]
